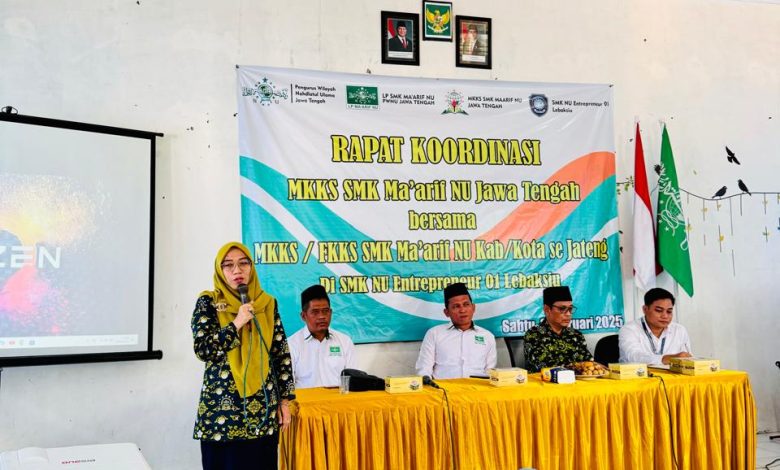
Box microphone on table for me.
[423,375,442,389]
[237,284,252,331]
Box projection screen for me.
[0,113,162,367]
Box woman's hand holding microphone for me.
[232,303,254,330]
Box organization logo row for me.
[242,77,557,116]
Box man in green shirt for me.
[524,286,592,372]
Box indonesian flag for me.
[633,123,657,291]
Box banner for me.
[237,66,623,342]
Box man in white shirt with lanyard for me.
[618,287,692,366]
[415,282,497,379]
[288,284,356,388]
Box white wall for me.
[1,0,778,467]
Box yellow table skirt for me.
[280,370,755,470]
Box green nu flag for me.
[656,126,694,296]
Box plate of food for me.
[569,361,609,379]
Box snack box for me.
[669,357,720,375]
[488,367,528,387]
[385,375,423,393]
[540,367,575,384]
[608,363,647,379]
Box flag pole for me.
[633,115,639,323]
[673,282,680,324]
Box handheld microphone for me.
[237,284,250,305]
[423,375,441,389]
[237,284,252,331]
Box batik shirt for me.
[523,319,592,372]
[192,295,295,442]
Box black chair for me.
[504,336,525,368]
[593,334,620,365]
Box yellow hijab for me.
[200,242,275,398]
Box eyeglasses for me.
[221,258,252,271]
[551,304,577,314]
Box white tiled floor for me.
[757,433,780,469]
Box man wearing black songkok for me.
[388,20,413,52]
[415,282,497,379]
[523,286,592,372]
[287,284,356,388]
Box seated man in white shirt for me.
[619,287,692,366]
[415,282,497,379]
[287,284,356,388]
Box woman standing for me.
[192,242,295,469]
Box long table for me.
[280,370,755,470]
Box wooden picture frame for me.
[456,16,491,69]
[381,11,420,66]
[422,1,453,41]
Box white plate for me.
[574,373,607,380]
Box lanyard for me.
[641,318,666,355]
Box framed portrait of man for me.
[456,16,491,69]
[422,1,452,41]
[381,11,420,66]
